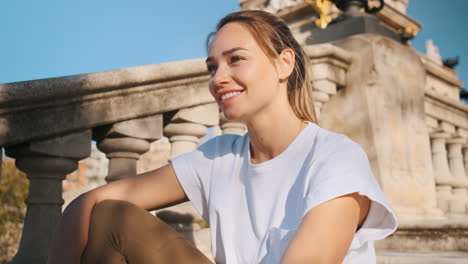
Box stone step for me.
[377,251,468,264]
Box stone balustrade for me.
[0,58,215,264]
[425,90,468,218]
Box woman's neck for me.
[246,108,307,164]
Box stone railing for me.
[0,58,218,264]
[426,91,468,217]
[376,45,468,259]
[420,52,468,218]
[0,43,351,264]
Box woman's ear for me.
[277,48,295,81]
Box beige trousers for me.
[81,200,213,264]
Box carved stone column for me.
[161,103,218,251]
[447,138,468,181]
[447,137,468,215]
[430,132,455,215]
[219,112,246,136]
[312,80,337,121]
[94,115,163,182]
[164,103,219,158]
[435,185,452,214]
[164,123,207,158]
[5,131,91,264]
[464,144,468,213]
[464,145,468,181]
[431,133,454,185]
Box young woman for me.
[48,10,397,264]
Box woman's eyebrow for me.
[206,47,248,63]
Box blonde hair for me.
[211,10,317,123]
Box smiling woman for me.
[48,10,397,264]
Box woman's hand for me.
[47,163,187,264]
[280,192,370,264]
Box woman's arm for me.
[280,192,370,264]
[47,163,187,264]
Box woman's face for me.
[206,22,286,122]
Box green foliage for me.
[0,159,28,236]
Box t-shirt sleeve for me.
[170,138,216,222]
[304,137,398,248]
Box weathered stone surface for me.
[164,122,208,138]
[424,91,468,131]
[377,251,468,264]
[173,103,219,126]
[319,34,441,220]
[5,131,91,264]
[26,130,91,159]
[376,219,468,253]
[0,59,213,147]
[107,114,163,140]
[421,55,463,101]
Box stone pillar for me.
[450,188,467,216]
[5,131,91,264]
[430,133,454,215]
[94,115,163,182]
[312,80,337,121]
[464,145,468,213]
[219,112,246,136]
[447,137,468,215]
[447,138,468,183]
[435,185,452,214]
[312,91,329,121]
[319,35,443,220]
[431,133,454,185]
[164,103,219,158]
[161,103,218,258]
[464,145,468,181]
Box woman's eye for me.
[207,65,217,74]
[230,56,243,63]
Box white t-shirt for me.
[172,122,397,264]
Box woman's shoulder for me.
[313,125,368,161]
[197,133,247,157]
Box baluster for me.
[5,130,91,264]
[464,145,468,182]
[430,132,454,214]
[161,103,218,253]
[219,112,246,135]
[447,138,468,182]
[311,63,340,121]
[447,137,468,215]
[94,115,163,182]
[464,144,468,213]
[164,103,219,158]
[312,91,329,121]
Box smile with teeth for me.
[220,91,242,101]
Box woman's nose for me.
[211,65,230,87]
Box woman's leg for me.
[81,200,213,264]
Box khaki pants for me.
[81,200,213,264]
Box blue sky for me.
[1,0,466,95]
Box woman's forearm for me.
[48,192,98,264]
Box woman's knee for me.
[91,200,164,232]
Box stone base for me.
[376,218,468,253]
[377,252,468,264]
